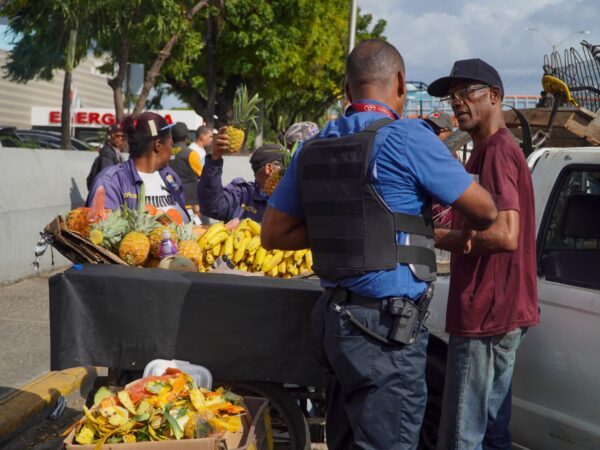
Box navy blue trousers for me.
[311,290,429,450]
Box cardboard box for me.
[64,397,269,450]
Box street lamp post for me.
[348,0,357,53]
[524,27,591,53]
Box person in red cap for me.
[424,110,454,142]
[429,58,540,450]
[86,123,126,190]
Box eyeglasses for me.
[440,85,490,105]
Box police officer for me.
[261,39,497,450]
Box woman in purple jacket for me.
[87,112,189,223]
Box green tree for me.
[164,0,387,137]
[1,0,95,148]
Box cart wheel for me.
[222,381,311,450]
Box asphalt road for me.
[0,269,64,395]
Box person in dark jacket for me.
[86,123,125,190]
[197,142,281,222]
[199,122,320,223]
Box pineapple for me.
[119,207,159,266]
[66,207,91,236]
[225,84,260,153]
[88,208,129,252]
[176,223,204,270]
[263,144,291,196]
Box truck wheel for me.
[222,381,311,450]
[419,336,447,450]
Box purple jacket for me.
[197,157,268,222]
[86,158,187,214]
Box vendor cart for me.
[49,264,325,450]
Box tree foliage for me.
[165,1,387,135]
[1,0,387,141]
[1,0,93,82]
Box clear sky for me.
[358,0,599,95]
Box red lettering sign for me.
[88,112,100,125]
[164,114,173,125]
[101,113,115,125]
[49,111,61,123]
[75,112,87,124]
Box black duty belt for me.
[346,292,391,310]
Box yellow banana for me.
[284,250,294,258]
[205,252,215,265]
[238,262,248,272]
[247,235,261,253]
[234,235,252,263]
[200,223,226,244]
[299,262,308,273]
[223,234,234,259]
[305,250,313,269]
[247,219,261,236]
[212,243,221,256]
[278,260,287,274]
[254,247,267,270]
[246,252,255,266]
[206,229,230,248]
[269,266,279,277]
[232,227,246,249]
[294,249,308,264]
[261,250,284,272]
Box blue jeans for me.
[437,328,527,450]
[311,290,429,450]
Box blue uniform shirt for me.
[269,100,473,299]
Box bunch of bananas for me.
[196,219,313,277]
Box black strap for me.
[396,246,437,272]
[393,212,434,237]
[363,118,394,132]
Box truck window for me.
[540,168,600,289]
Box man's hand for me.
[462,226,476,254]
[211,127,230,160]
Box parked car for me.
[0,126,25,148]
[422,146,600,450]
[15,129,91,151]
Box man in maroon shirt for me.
[428,59,540,450]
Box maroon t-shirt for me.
[447,128,540,337]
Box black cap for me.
[428,58,504,98]
[171,122,189,143]
[249,144,283,173]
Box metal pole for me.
[348,0,357,53]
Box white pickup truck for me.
[423,146,600,450]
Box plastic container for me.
[159,229,178,258]
[143,359,213,389]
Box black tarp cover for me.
[49,264,325,387]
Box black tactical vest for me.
[297,118,436,283]
[169,145,199,205]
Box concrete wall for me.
[0,148,253,284]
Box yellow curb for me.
[0,367,96,439]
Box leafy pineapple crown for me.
[232,84,260,130]
[176,222,196,241]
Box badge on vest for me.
[241,203,258,214]
[123,192,138,199]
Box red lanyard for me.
[350,102,397,120]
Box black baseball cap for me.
[249,144,283,173]
[428,58,504,98]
